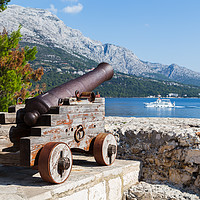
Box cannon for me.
[0,62,117,184]
[24,62,114,127]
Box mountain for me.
[1,5,200,86]
[20,42,199,98]
[17,42,200,98]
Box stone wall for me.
[123,181,200,200]
[105,117,200,195]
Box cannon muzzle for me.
[24,62,114,126]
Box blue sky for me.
[9,0,200,72]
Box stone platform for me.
[0,154,140,200]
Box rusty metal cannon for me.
[0,62,117,184]
[24,62,114,127]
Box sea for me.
[105,98,200,119]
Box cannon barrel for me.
[24,62,114,126]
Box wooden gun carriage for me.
[0,63,117,184]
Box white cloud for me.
[63,3,83,14]
[145,24,150,28]
[47,4,58,14]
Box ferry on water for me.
[144,98,175,108]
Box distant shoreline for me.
[105,97,200,98]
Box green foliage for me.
[0,26,22,57]
[0,70,21,110]
[0,0,10,12]
[0,27,43,111]
[24,45,37,62]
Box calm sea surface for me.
[105,98,200,119]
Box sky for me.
[8,0,200,72]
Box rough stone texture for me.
[0,124,13,147]
[123,181,200,200]
[123,170,139,187]
[105,117,200,196]
[88,182,106,200]
[59,189,88,200]
[108,177,122,200]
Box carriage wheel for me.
[93,133,117,166]
[38,142,72,184]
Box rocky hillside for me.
[1,5,200,86]
[16,42,200,98]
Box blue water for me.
[105,98,200,118]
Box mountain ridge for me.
[1,5,200,86]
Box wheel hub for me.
[107,144,116,157]
[58,151,70,177]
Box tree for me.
[0,0,10,12]
[0,26,44,111]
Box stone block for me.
[0,194,24,200]
[194,175,200,187]
[29,191,52,200]
[59,189,88,200]
[0,113,16,124]
[108,177,122,200]
[151,173,168,181]
[184,165,198,174]
[102,167,122,177]
[52,175,95,196]
[169,168,191,185]
[0,185,17,194]
[123,170,139,188]
[158,143,176,153]
[0,124,14,137]
[155,157,174,167]
[89,182,106,200]
[185,149,200,164]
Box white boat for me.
[144,98,175,108]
